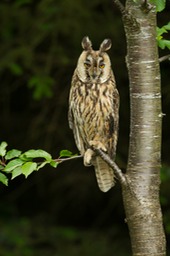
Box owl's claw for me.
[89,140,107,152]
[84,149,94,166]
[84,141,107,166]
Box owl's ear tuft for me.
[82,36,92,51]
[100,39,112,52]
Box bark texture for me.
[122,1,166,255]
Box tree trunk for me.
[122,1,166,255]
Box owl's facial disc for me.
[77,50,111,83]
[83,54,105,83]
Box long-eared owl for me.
[68,36,119,192]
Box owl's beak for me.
[92,73,97,79]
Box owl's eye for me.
[84,62,91,68]
[99,64,105,69]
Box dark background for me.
[0,0,170,255]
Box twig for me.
[159,54,170,63]
[91,147,127,186]
[54,155,83,163]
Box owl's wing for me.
[68,106,85,155]
[107,87,119,159]
[68,105,74,130]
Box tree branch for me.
[159,54,170,63]
[54,154,83,163]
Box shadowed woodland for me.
[0,0,170,255]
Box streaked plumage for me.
[68,36,119,192]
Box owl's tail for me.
[93,156,115,192]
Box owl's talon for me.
[89,140,107,152]
[84,149,94,166]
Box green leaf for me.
[4,159,24,173]
[164,22,170,31]
[157,23,170,39]
[5,149,22,160]
[11,166,23,180]
[158,39,170,50]
[158,40,165,49]
[22,162,37,178]
[50,160,59,168]
[21,149,52,161]
[0,141,8,157]
[37,161,48,170]
[19,154,33,162]
[163,40,170,50]
[156,27,167,37]
[0,172,8,186]
[0,164,4,170]
[152,0,166,12]
[59,150,74,157]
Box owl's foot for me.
[84,149,94,166]
[89,140,107,152]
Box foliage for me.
[0,141,78,185]
[149,0,170,51]
[157,22,170,50]
[153,0,170,51]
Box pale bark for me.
[122,1,166,255]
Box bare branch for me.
[54,155,83,163]
[159,54,170,63]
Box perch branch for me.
[54,155,83,163]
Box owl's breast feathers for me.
[69,71,119,159]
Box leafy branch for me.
[0,141,81,186]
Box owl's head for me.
[76,36,112,83]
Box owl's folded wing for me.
[68,107,85,155]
